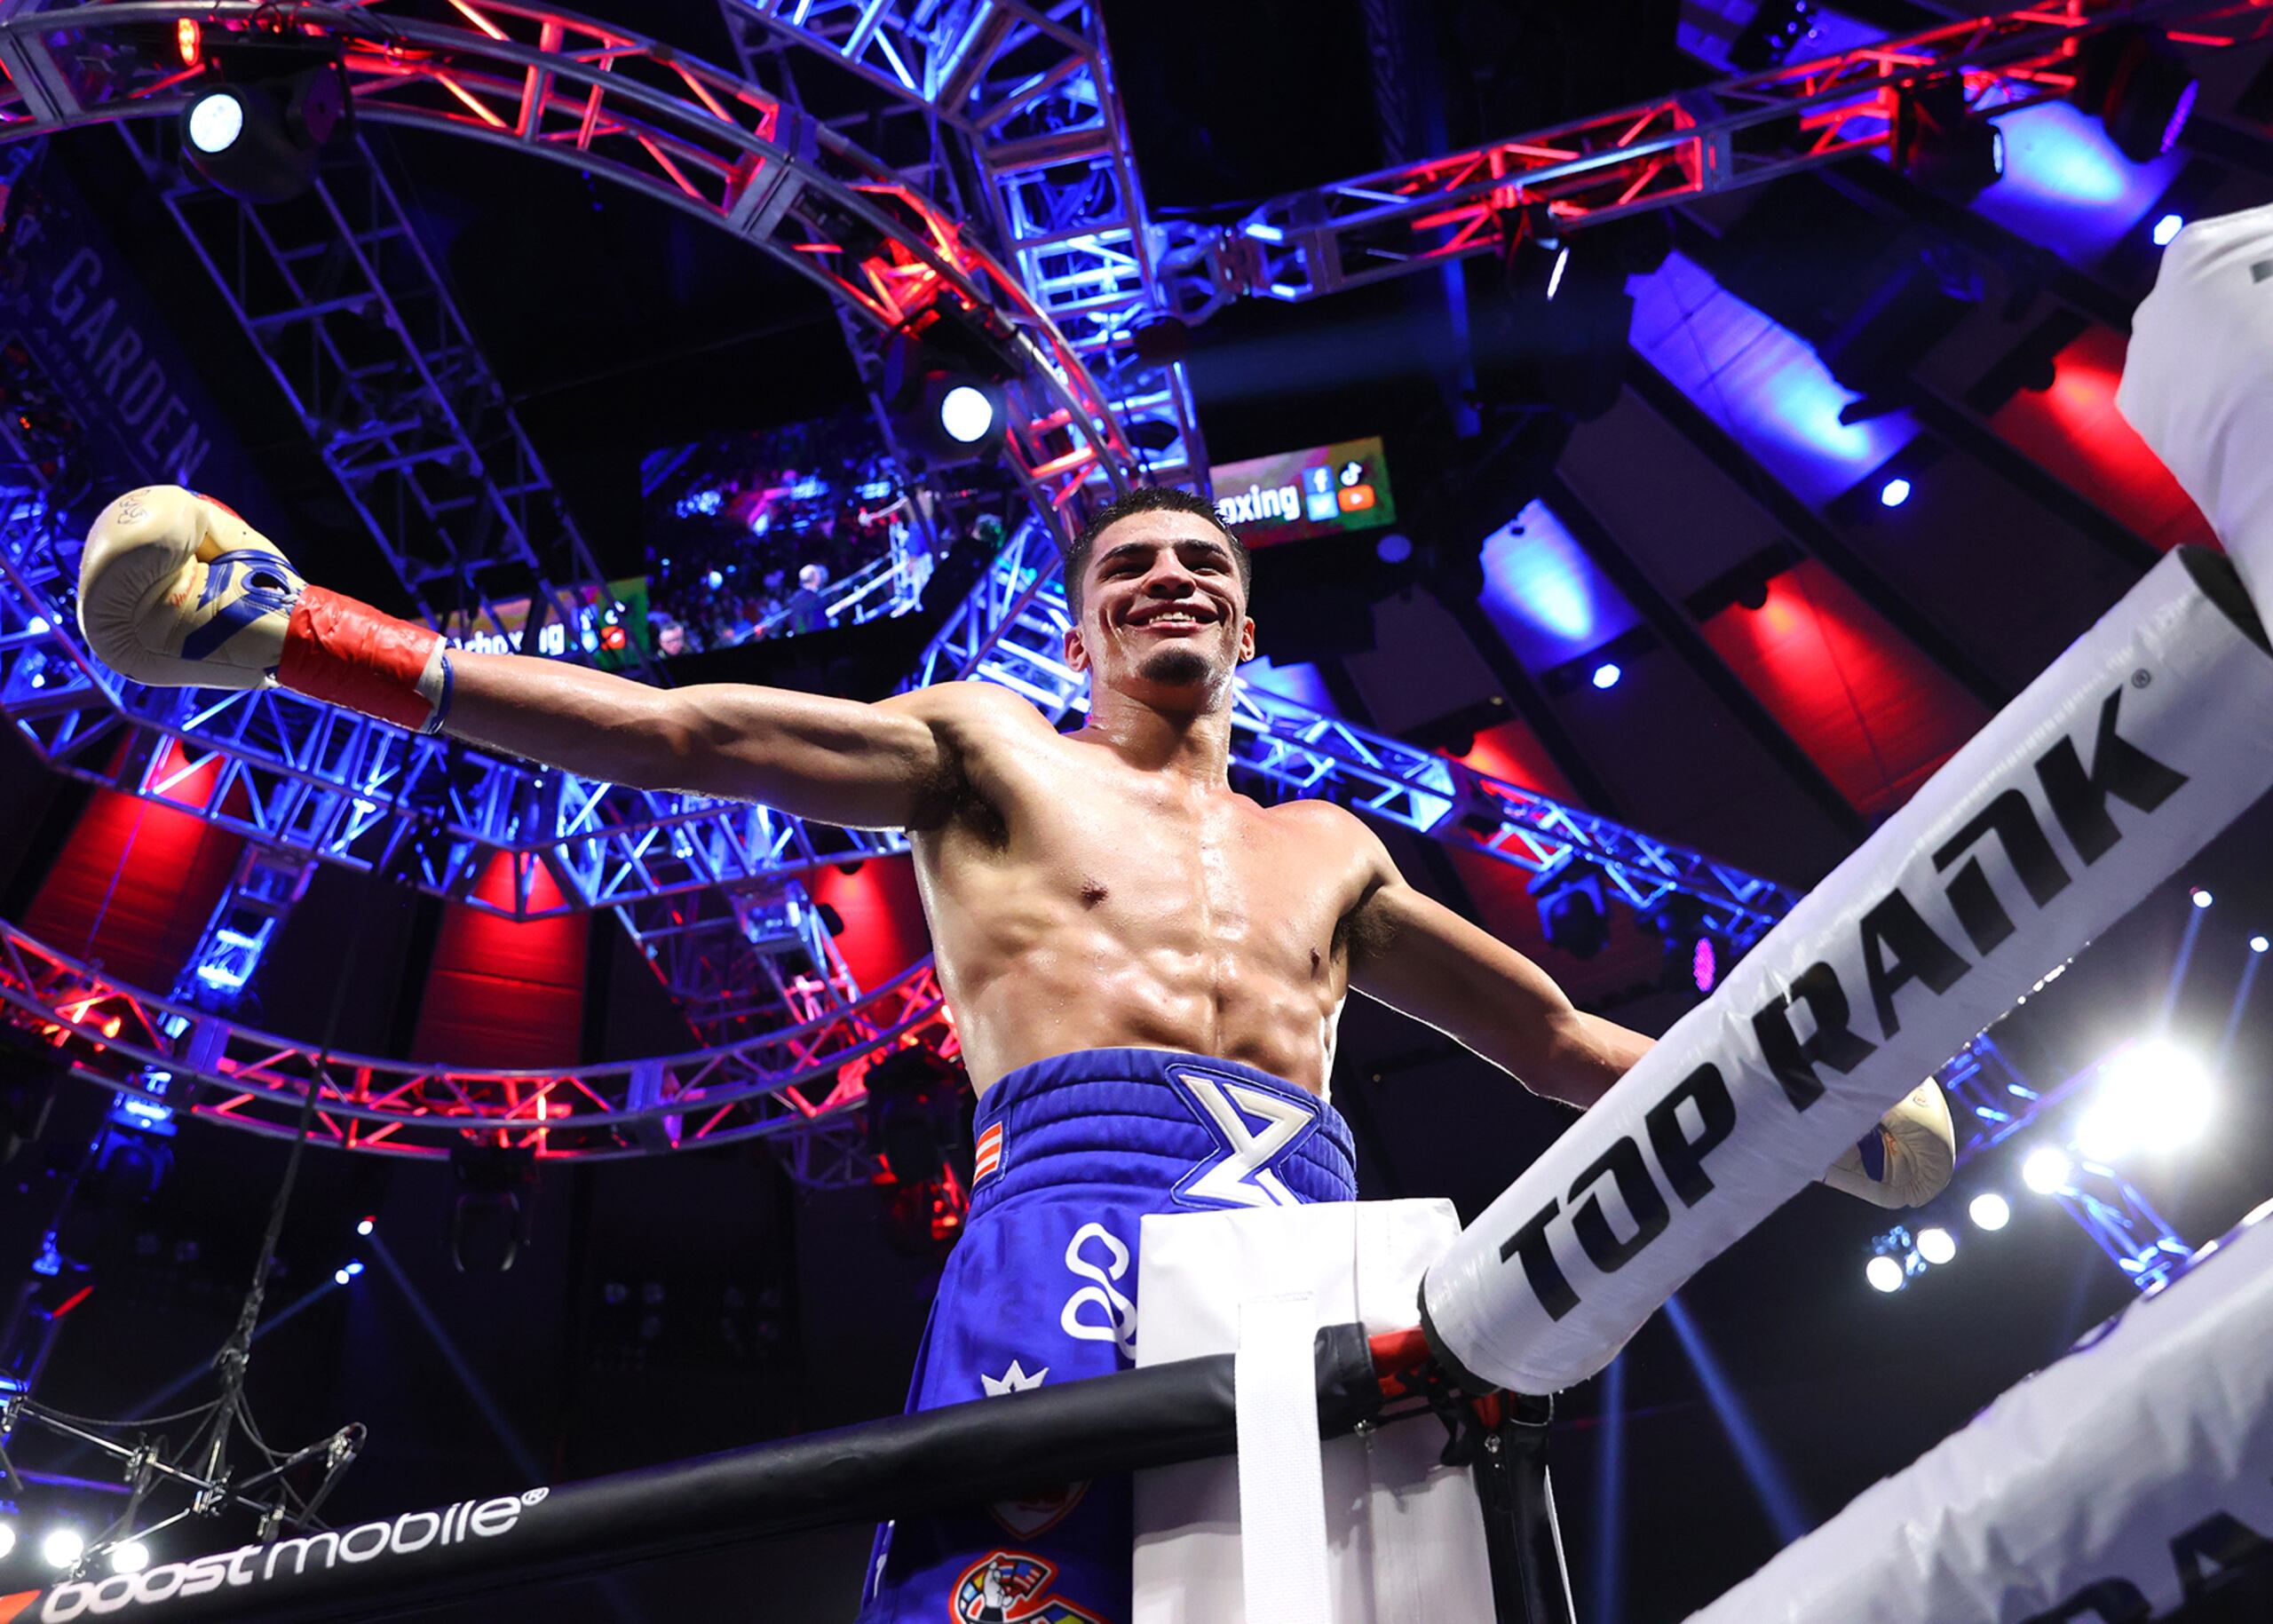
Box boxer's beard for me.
[1137,645,1211,687]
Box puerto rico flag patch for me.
[974,1121,1005,1184]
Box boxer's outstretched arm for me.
[443,654,1022,830]
[1343,844,1651,1109]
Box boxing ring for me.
[8,5,2273,1620]
[20,479,2273,1622]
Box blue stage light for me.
[357,1217,375,1237]
[1374,532,1412,564]
[2191,887,2213,909]
[1591,662,1621,690]
[2253,935,2269,955]
[2152,212,2184,247]
[346,1260,365,1277]
[1880,477,1912,508]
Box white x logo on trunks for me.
[1173,1069,1315,1209]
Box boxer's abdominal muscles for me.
[913,754,1366,1096]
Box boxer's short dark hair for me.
[1062,487,1250,622]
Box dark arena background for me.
[0,1,2271,1620]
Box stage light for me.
[27,614,48,634]
[42,1529,83,1570]
[345,1260,364,1277]
[2152,213,2184,247]
[111,1541,149,1575]
[1880,477,1912,508]
[2253,936,2269,955]
[176,19,201,68]
[0,1521,14,1559]
[356,1216,374,1236]
[2022,1146,2072,1194]
[1894,80,2005,201]
[186,89,244,155]
[1547,246,1571,302]
[1374,532,1413,564]
[2078,28,2199,162]
[1969,1192,2012,1232]
[2190,887,2213,909]
[1591,661,1621,690]
[2086,1041,2214,1161]
[1865,1256,1905,1294]
[178,42,352,204]
[333,1267,350,1286]
[939,384,995,445]
[1916,1225,1957,1265]
[1529,852,1611,961]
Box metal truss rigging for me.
[1152,0,2272,319]
[116,123,638,662]
[0,917,947,1161]
[714,0,1206,491]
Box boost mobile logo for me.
[1499,684,2188,1319]
[31,1490,548,1620]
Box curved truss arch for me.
[0,917,950,1165]
[0,1,1140,511]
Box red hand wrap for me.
[279,585,442,732]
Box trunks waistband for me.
[967,1048,1358,1216]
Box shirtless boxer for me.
[76,482,1952,1620]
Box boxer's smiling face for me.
[1065,510,1255,707]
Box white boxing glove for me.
[2116,202,2273,612]
[1822,1079,1955,1209]
[78,486,304,689]
[78,485,448,731]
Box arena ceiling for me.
[4,2,2273,1619]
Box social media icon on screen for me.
[1305,489,1340,523]
[1337,484,1376,512]
[1306,466,1334,495]
[1339,461,1365,487]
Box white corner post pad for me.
[1133,1200,1497,1624]
[1687,1205,2273,1624]
[1237,1292,1332,1624]
[2117,201,2273,613]
[1422,546,2273,1398]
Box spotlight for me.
[1591,661,1621,690]
[175,19,201,69]
[2077,28,2199,163]
[345,1259,364,1277]
[938,384,996,446]
[1528,852,1611,960]
[1880,477,1913,508]
[1894,80,2004,202]
[1865,1255,1905,1293]
[178,40,352,204]
[1916,1226,1957,1265]
[2190,887,2213,909]
[2084,1040,2214,1161]
[27,615,48,634]
[42,1528,83,1570]
[883,329,1012,464]
[2253,935,2269,955]
[2152,213,2185,247]
[2021,1146,2072,1194]
[0,1522,13,1559]
[356,1216,375,1237]
[1968,1192,2012,1232]
[1374,532,1413,565]
[1546,245,1571,302]
[111,1541,149,1575]
[333,1267,351,1286]
[185,90,244,155]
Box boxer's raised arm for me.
[74,485,1018,832]
[1341,834,1651,1108]
[439,654,1002,829]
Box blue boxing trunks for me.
[858,1047,1358,1622]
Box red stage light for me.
[176,20,201,68]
